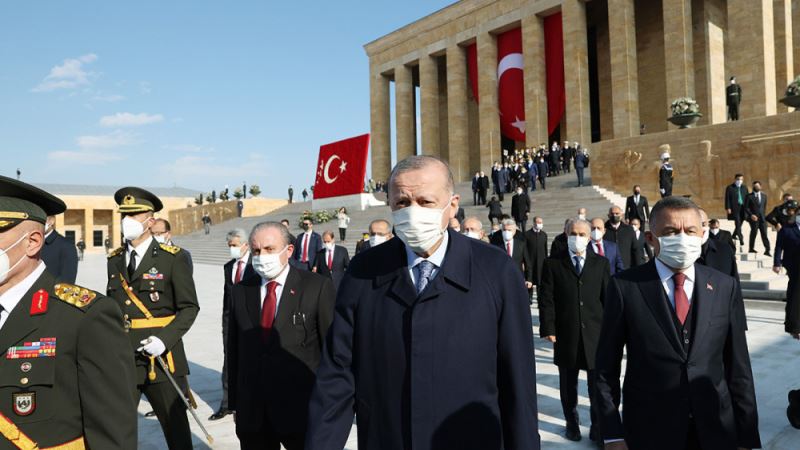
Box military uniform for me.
[0,175,137,449]
[727,81,742,121]
[105,187,199,450]
[659,160,674,198]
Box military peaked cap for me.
[114,187,163,214]
[0,175,66,230]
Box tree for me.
[248,184,261,197]
[233,187,244,200]
[194,194,204,206]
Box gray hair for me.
[565,217,591,234]
[462,216,483,230]
[226,228,248,243]
[249,221,292,247]
[501,218,516,228]
[650,196,701,231]
[388,155,455,195]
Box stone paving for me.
[74,252,800,449]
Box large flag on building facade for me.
[496,27,526,142]
[313,134,370,199]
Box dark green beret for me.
[114,186,163,214]
[0,175,66,230]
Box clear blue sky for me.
[0,1,452,197]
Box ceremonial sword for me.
[151,354,215,445]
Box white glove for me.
[659,189,665,194]
[137,336,166,356]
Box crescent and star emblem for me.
[323,154,347,184]
[497,53,526,135]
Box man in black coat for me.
[536,156,548,190]
[229,222,335,449]
[630,218,653,262]
[595,197,760,450]
[603,206,642,268]
[745,180,770,256]
[210,228,254,421]
[471,172,481,205]
[313,231,350,290]
[510,187,531,231]
[478,171,490,204]
[539,217,609,443]
[698,210,739,280]
[624,185,649,224]
[724,173,748,248]
[708,218,736,251]
[727,76,742,121]
[659,153,674,198]
[524,216,548,287]
[292,218,323,271]
[40,215,78,283]
[493,219,529,278]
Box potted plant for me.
[780,76,800,109]
[668,97,702,128]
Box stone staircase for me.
[173,168,615,266]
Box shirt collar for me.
[654,258,695,283]
[0,262,46,316]
[405,231,449,270]
[568,249,585,261]
[128,236,153,256]
[238,250,250,262]
[261,263,291,287]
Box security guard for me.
[0,175,137,449]
[105,187,199,450]
[658,152,674,198]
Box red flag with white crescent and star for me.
[497,27,526,142]
[313,134,370,199]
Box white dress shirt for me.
[231,250,251,283]
[126,236,153,272]
[654,258,696,310]
[568,249,585,272]
[259,263,290,318]
[405,232,449,286]
[0,262,46,329]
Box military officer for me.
[106,187,199,450]
[658,152,674,198]
[727,76,742,121]
[0,175,137,449]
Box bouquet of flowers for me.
[670,97,701,117]
[314,210,334,223]
[786,76,800,97]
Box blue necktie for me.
[416,260,435,294]
[573,256,583,275]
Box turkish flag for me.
[313,134,370,199]
[497,28,526,142]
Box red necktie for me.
[234,260,244,284]
[260,281,278,340]
[506,242,512,256]
[302,234,309,263]
[327,250,333,270]
[596,242,605,256]
[673,272,689,324]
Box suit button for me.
[581,323,586,329]
[580,301,584,306]
[684,339,690,344]
[20,378,28,385]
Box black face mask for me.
[301,223,310,230]
[634,190,641,195]
[753,187,761,192]
[609,215,621,224]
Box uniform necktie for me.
[737,189,743,205]
[506,242,512,256]
[234,260,244,284]
[327,250,333,270]
[596,242,604,257]
[573,256,583,275]
[416,260,435,295]
[261,281,278,340]
[673,272,689,324]
[302,234,309,263]
[127,249,137,278]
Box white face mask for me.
[392,201,452,254]
[701,227,710,245]
[465,231,481,240]
[122,216,147,242]
[229,245,242,260]
[252,246,288,280]
[590,229,604,242]
[369,235,386,247]
[154,235,168,245]
[710,228,720,236]
[735,179,743,187]
[0,232,30,284]
[568,235,589,255]
[534,223,543,231]
[502,230,514,242]
[656,233,702,270]
[324,242,335,251]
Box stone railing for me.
[169,198,287,235]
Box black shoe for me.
[565,426,582,441]
[144,411,156,418]
[748,249,757,253]
[788,390,800,429]
[209,409,232,421]
[764,251,772,257]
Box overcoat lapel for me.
[636,263,687,359]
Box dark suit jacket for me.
[624,195,649,223]
[510,193,530,222]
[228,268,335,434]
[775,224,800,273]
[700,240,739,280]
[724,183,749,217]
[744,191,768,222]
[587,240,625,276]
[223,255,255,331]
[41,231,78,283]
[313,245,350,290]
[355,239,370,255]
[550,232,568,257]
[538,252,609,370]
[524,229,548,285]
[293,231,323,270]
[493,235,528,275]
[455,207,465,223]
[603,222,642,268]
[634,229,652,261]
[574,153,586,169]
[710,229,736,251]
[306,230,541,450]
[595,262,761,450]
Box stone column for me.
[111,210,121,249]
[663,0,695,123]
[394,64,416,162]
[774,0,794,112]
[608,0,640,138]
[794,0,800,80]
[419,54,440,157]
[522,14,548,146]
[728,0,777,117]
[562,0,591,145]
[83,208,93,250]
[369,69,391,183]
[55,214,65,234]
[477,32,501,172]
[446,45,469,181]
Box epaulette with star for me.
[159,243,181,254]
[53,283,98,310]
[107,246,124,259]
